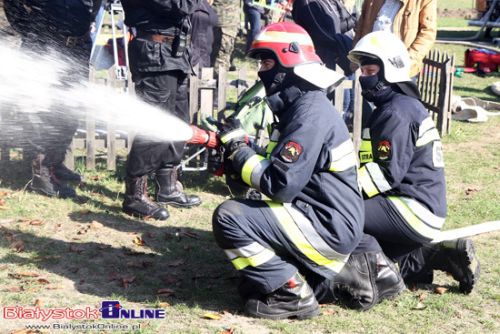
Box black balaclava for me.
[358,56,391,102]
[257,52,292,96]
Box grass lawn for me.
[1,13,500,334]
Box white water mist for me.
[0,42,192,145]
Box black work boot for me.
[53,163,83,182]
[30,155,76,198]
[330,253,379,310]
[155,168,201,208]
[122,176,169,220]
[426,239,480,294]
[376,252,406,301]
[244,273,320,320]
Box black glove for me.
[219,117,248,159]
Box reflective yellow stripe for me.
[220,129,246,144]
[266,141,278,158]
[329,140,358,172]
[358,165,379,198]
[231,249,276,270]
[241,154,266,186]
[388,196,442,240]
[359,139,373,163]
[267,202,345,273]
[365,162,391,192]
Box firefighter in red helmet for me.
[212,22,405,320]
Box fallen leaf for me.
[0,191,11,197]
[168,259,185,267]
[157,288,175,297]
[133,236,145,246]
[6,286,24,292]
[202,312,222,320]
[219,327,235,334]
[162,275,180,285]
[10,240,25,252]
[34,299,43,307]
[90,221,103,229]
[412,301,427,310]
[0,198,6,206]
[322,308,337,315]
[69,245,84,253]
[29,220,44,226]
[418,292,428,302]
[37,278,50,285]
[121,275,136,288]
[434,286,448,295]
[158,302,170,308]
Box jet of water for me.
[0,42,193,144]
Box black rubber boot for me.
[244,273,320,320]
[376,252,406,301]
[53,163,83,182]
[155,168,201,208]
[329,252,379,311]
[426,238,480,294]
[122,176,169,220]
[30,154,76,198]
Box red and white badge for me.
[280,141,303,163]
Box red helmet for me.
[248,22,321,68]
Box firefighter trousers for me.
[212,199,381,301]
[364,195,434,284]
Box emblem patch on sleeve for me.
[377,140,391,161]
[280,141,303,163]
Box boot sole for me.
[245,300,320,320]
[122,208,169,221]
[457,239,480,294]
[157,200,202,209]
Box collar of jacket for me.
[265,85,305,118]
[369,84,398,106]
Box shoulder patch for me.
[280,141,303,163]
[377,139,391,161]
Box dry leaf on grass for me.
[157,288,175,297]
[158,302,170,308]
[29,220,44,226]
[202,312,222,320]
[219,328,235,334]
[6,286,24,292]
[168,259,185,267]
[69,245,84,253]
[418,292,428,302]
[0,198,6,206]
[121,275,136,288]
[37,278,50,285]
[34,299,43,307]
[90,221,103,229]
[10,240,25,252]
[322,308,337,315]
[434,286,448,295]
[133,236,145,246]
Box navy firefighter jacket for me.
[231,85,364,255]
[358,89,447,235]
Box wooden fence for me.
[0,51,454,170]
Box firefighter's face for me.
[259,58,276,72]
[360,64,381,76]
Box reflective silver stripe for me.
[365,162,392,193]
[416,117,441,147]
[224,242,270,260]
[398,197,445,230]
[251,159,271,191]
[362,128,371,139]
[283,203,349,263]
[329,140,358,172]
[220,128,246,144]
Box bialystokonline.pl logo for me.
[3,300,166,321]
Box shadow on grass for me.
[0,217,242,312]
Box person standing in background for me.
[352,0,437,78]
[243,0,264,52]
[211,0,241,72]
[191,0,218,69]
[120,0,202,221]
